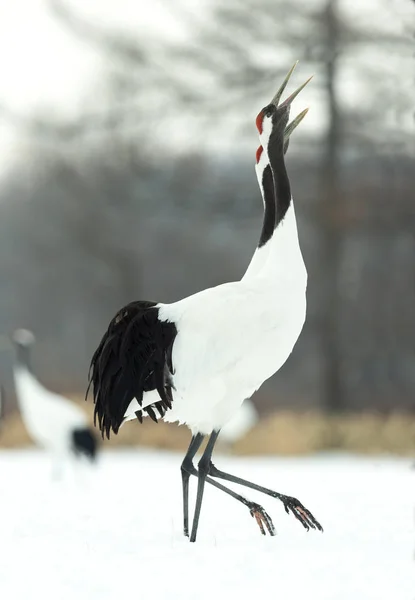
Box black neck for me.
[268,136,292,226]
[15,345,31,371]
[258,164,276,248]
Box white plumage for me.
[15,367,87,451]
[220,399,258,445]
[89,63,322,541]
[13,329,97,477]
[159,271,306,433]
[122,263,305,435]
[122,119,307,435]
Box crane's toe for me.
[280,495,324,532]
[249,503,276,536]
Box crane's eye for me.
[263,105,274,118]
[255,105,274,133]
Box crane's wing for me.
[162,279,302,401]
[87,300,177,439]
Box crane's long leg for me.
[181,433,205,537]
[208,463,323,532]
[182,433,275,539]
[183,461,275,538]
[189,430,220,542]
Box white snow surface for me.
[0,449,413,599]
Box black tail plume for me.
[87,300,177,439]
[71,427,97,461]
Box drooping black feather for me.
[135,410,143,424]
[146,406,158,423]
[87,300,177,439]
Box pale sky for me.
[0,0,195,174]
[0,0,189,112]
[0,0,412,176]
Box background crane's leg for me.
[208,464,323,532]
[50,451,65,482]
[189,430,220,542]
[181,433,205,537]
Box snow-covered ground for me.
[0,449,413,599]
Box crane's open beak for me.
[271,62,313,110]
[283,108,309,152]
[285,108,309,139]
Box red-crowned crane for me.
[88,64,323,542]
[12,329,97,479]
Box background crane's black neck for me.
[268,134,292,226]
[15,345,31,371]
[258,164,276,248]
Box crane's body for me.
[88,63,323,541]
[219,398,258,446]
[123,264,306,435]
[14,366,88,453]
[13,329,97,478]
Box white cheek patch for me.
[259,116,273,149]
[254,145,270,209]
[257,147,269,170]
[255,146,269,189]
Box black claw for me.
[280,496,323,532]
[249,503,276,537]
[135,410,143,423]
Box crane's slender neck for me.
[268,138,292,227]
[15,345,31,372]
[259,133,305,283]
[258,164,276,248]
[243,119,305,285]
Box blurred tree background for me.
[0,0,414,423]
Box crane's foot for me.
[279,495,323,532]
[207,462,324,534]
[249,502,276,536]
